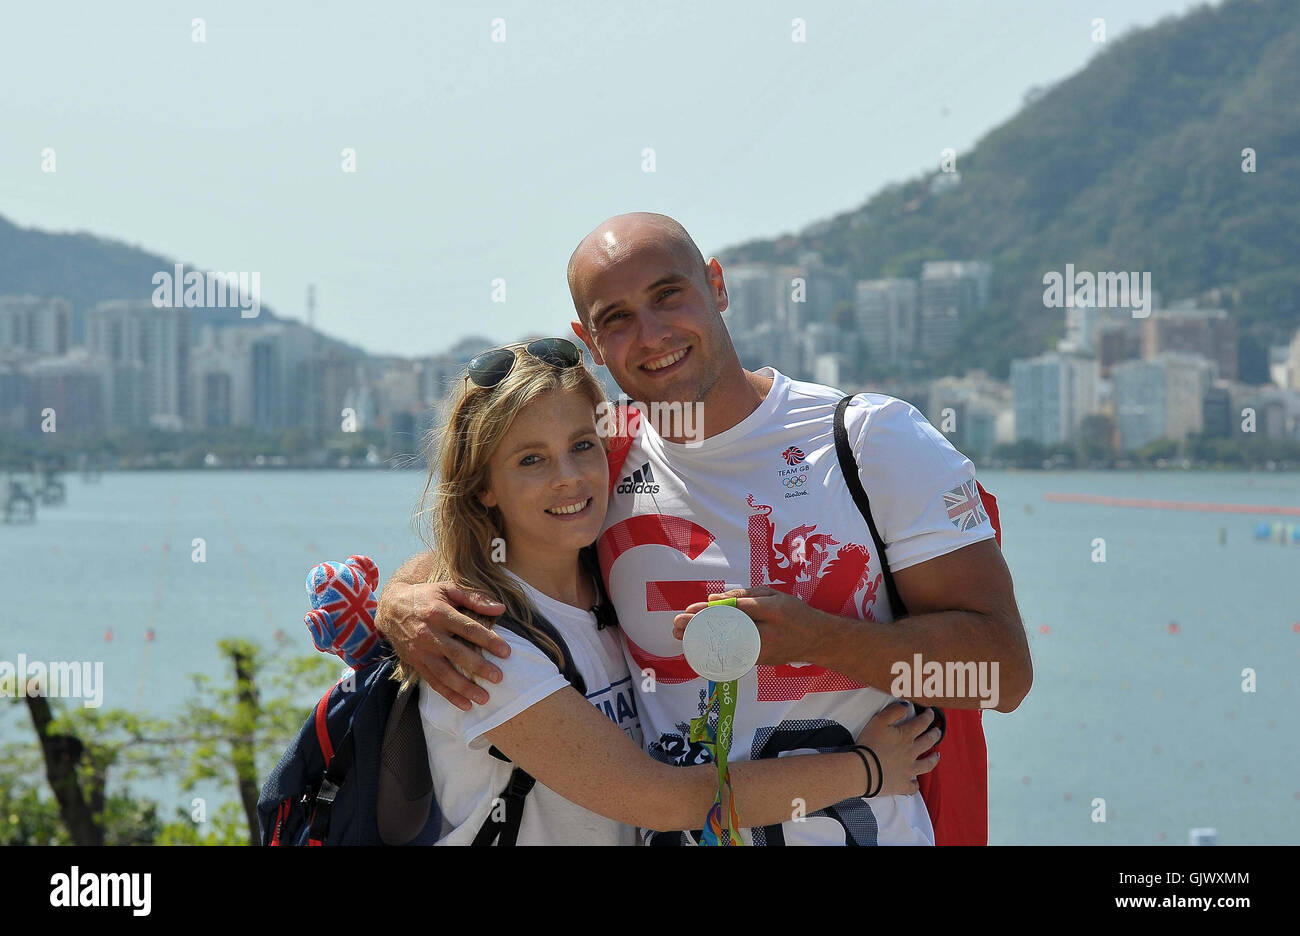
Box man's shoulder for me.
[779,376,921,430]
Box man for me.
[377,211,1031,844]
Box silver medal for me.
[682,603,761,682]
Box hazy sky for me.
[2,0,1205,357]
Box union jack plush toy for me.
[304,555,386,668]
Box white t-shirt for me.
[597,367,996,845]
[418,572,642,845]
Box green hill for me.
[721,0,1300,381]
[0,214,283,333]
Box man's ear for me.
[571,319,604,366]
[706,257,729,315]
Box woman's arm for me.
[483,687,938,832]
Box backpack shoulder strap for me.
[581,544,618,632]
[833,394,907,619]
[494,608,587,696]
[834,395,948,740]
[470,767,536,846]
[306,663,395,846]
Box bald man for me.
[376,212,1031,845]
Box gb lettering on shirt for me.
[598,492,885,702]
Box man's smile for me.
[640,346,691,375]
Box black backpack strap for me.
[307,724,357,845]
[471,766,537,846]
[581,544,619,632]
[833,395,906,619]
[833,394,944,742]
[494,608,587,696]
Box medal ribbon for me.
[687,597,744,846]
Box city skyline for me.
[5,259,1299,455]
[1,0,1205,358]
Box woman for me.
[409,337,940,844]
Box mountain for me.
[719,0,1300,381]
[0,214,287,333]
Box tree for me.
[3,638,338,846]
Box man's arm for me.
[376,551,513,711]
[859,538,1030,711]
[673,538,1032,713]
[807,395,1031,711]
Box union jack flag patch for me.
[942,480,987,531]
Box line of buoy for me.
[1043,493,1300,516]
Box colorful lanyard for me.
[687,597,745,846]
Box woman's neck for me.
[503,544,595,611]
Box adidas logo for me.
[616,462,660,495]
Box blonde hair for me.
[401,344,607,682]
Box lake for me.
[4,468,1297,844]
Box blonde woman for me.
[406,338,940,844]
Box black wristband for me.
[853,744,884,798]
[844,747,874,798]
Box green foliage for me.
[0,704,162,845]
[0,781,68,846]
[1137,437,1181,461]
[173,639,338,794]
[1,641,339,846]
[156,802,251,846]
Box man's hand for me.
[670,539,1031,712]
[377,578,511,711]
[672,587,830,667]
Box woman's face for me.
[478,388,609,557]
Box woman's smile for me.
[545,497,593,518]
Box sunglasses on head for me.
[465,337,583,389]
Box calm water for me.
[4,468,1298,845]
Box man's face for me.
[571,240,730,407]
